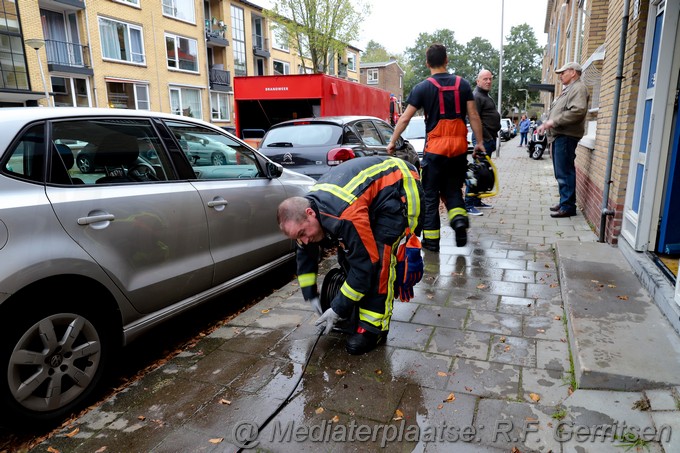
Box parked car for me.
[0,107,315,427]
[402,116,425,159]
[258,116,419,180]
[500,118,516,141]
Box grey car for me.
[258,116,419,180]
[0,107,315,427]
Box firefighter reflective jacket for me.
[296,156,423,318]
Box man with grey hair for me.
[465,68,501,216]
[538,62,589,218]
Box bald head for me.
[476,69,493,92]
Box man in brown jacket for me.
[538,62,589,218]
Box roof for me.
[359,60,404,73]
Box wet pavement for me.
[35,137,680,452]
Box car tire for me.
[0,297,112,428]
[211,152,227,166]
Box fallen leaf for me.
[394,409,404,418]
[95,447,108,453]
[536,329,545,333]
[437,371,448,377]
[47,447,60,453]
[335,369,346,375]
[443,393,456,403]
[219,399,231,405]
[137,415,146,420]
[544,264,551,268]
[476,283,486,289]
[426,294,434,300]
[617,295,629,300]
[261,309,270,314]
[591,279,599,283]
[331,415,340,423]
[560,338,567,342]
[375,369,383,375]
[608,284,617,288]
[529,393,541,402]
[554,315,562,320]
[549,283,558,288]
[504,345,511,352]
[499,336,506,343]
[416,327,422,332]
[465,386,473,392]
[526,417,538,422]
[511,447,521,453]
[315,407,324,414]
[209,438,224,444]
[66,427,80,438]
[437,404,444,409]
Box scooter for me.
[527,128,548,160]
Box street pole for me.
[518,88,528,114]
[25,39,52,107]
[497,0,504,157]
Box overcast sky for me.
[353,0,549,54]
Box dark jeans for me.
[519,132,529,146]
[551,135,578,214]
[465,138,496,208]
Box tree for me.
[361,40,390,63]
[499,24,543,117]
[267,0,369,74]
[457,38,500,97]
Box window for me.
[52,77,90,107]
[273,60,290,75]
[347,52,356,72]
[252,16,265,50]
[165,34,198,72]
[231,5,246,76]
[210,91,230,121]
[162,0,195,23]
[0,0,28,91]
[165,122,263,179]
[271,22,289,51]
[98,17,144,64]
[367,68,378,84]
[170,86,201,118]
[115,0,140,6]
[106,80,149,110]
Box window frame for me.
[347,51,357,72]
[98,17,145,65]
[367,68,379,84]
[162,0,195,24]
[165,33,199,73]
[169,86,202,119]
[271,21,289,52]
[273,60,290,75]
[210,91,231,121]
[106,80,150,110]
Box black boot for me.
[345,326,387,355]
[422,238,440,252]
[450,216,469,247]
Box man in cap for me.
[537,62,589,218]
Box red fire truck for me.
[233,74,393,148]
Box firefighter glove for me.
[308,297,323,316]
[315,308,341,335]
[403,235,424,287]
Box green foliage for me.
[267,0,370,73]
[361,40,390,62]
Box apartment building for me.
[542,0,680,331]
[3,0,361,131]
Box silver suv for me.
[0,107,314,427]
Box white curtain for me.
[99,19,121,60]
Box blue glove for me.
[403,236,423,287]
[397,282,415,302]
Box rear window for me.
[262,124,340,147]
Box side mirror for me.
[266,161,283,179]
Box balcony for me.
[209,67,231,92]
[253,37,270,58]
[45,39,93,76]
[206,28,229,47]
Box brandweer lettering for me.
[265,87,288,91]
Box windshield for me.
[403,118,426,139]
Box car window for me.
[403,118,426,139]
[50,119,175,185]
[2,124,45,183]
[373,120,395,145]
[354,120,382,146]
[262,124,339,147]
[165,121,264,180]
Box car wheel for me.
[211,152,227,166]
[76,154,94,173]
[0,301,111,427]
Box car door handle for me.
[77,213,115,225]
[207,198,229,210]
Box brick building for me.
[359,58,404,111]
[2,0,361,131]
[542,0,680,331]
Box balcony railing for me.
[209,67,231,91]
[44,39,93,75]
[253,37,270,58]
[205,27,229,47]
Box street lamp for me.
[25,38,52,107]
[518,88,529,114]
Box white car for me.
[402,116,425,159]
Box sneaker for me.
[345,326,387,355]
[477,201,493,209]
[466,206,483,216]
[450,216,469,247]
[422,238,440,252]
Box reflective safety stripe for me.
[340,281,363,301]
[447,207,467,221]
[297,272,317,288]
[392,158,422,233]
[423,229,440,240]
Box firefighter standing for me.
[277,156,424,355]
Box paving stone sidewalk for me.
[38,137,680,453]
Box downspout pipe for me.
[599,0,630,242]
